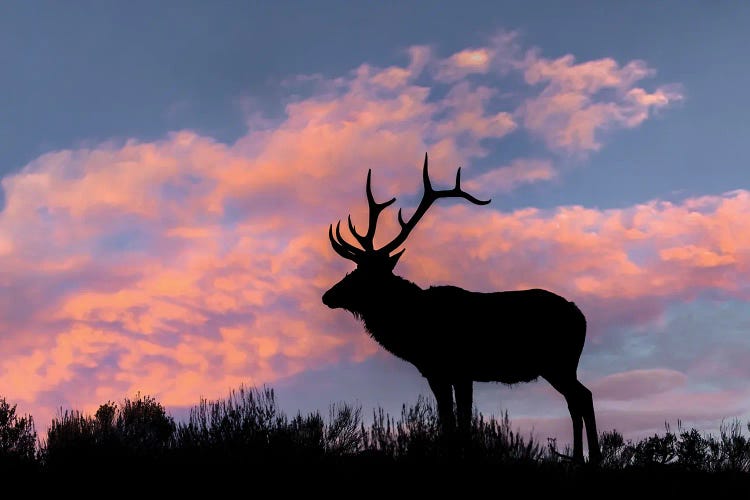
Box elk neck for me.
[357,273,423,344]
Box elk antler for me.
[328,153,490,262]
[347,170,396,251]
[377,153,490,255]
[328,169,397,263]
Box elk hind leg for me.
[576,379,601,464]
[544,374,585,463]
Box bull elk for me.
[322,153,601,464]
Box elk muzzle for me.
[322,288,337,308]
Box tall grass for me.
[2,386,750,479]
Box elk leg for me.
[567,398,585,463]
[454,379,473,437]
[575,380,601,465]
[544,374,584,463]
[427,377,455,433]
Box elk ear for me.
[388,249,405,270]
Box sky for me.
[2,1,750,448]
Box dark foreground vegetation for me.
[1,386,749,493]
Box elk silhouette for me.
[322,153,601,464]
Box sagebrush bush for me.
[42,392,174,470]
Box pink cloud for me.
[589,369,688,401]
[435,47,493,82]
[523,56,653,93]
[403,190,750,296]
[465,158,557,193]
[517,53,683,153]
[427,31,684,155]
[430,82,517,156]
[659,245,736,268]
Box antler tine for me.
[446,166,492,206]
[328,221,366,263]
[347,169,396,251]
[378,152,491,255]
[335,221,365,254]
[422,153,433,194]
[328,224,360,262]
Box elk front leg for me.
[454,379,473,437]
[427,377,455,433]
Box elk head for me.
[322,153,490,312]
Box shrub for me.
[0,397,37,466]
[675,424,710,470]
[599,429,635,469]
[42,392,175,470]
[116,393,175,453]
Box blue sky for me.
[2,1,750,446]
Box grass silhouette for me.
[1,387,749,493]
